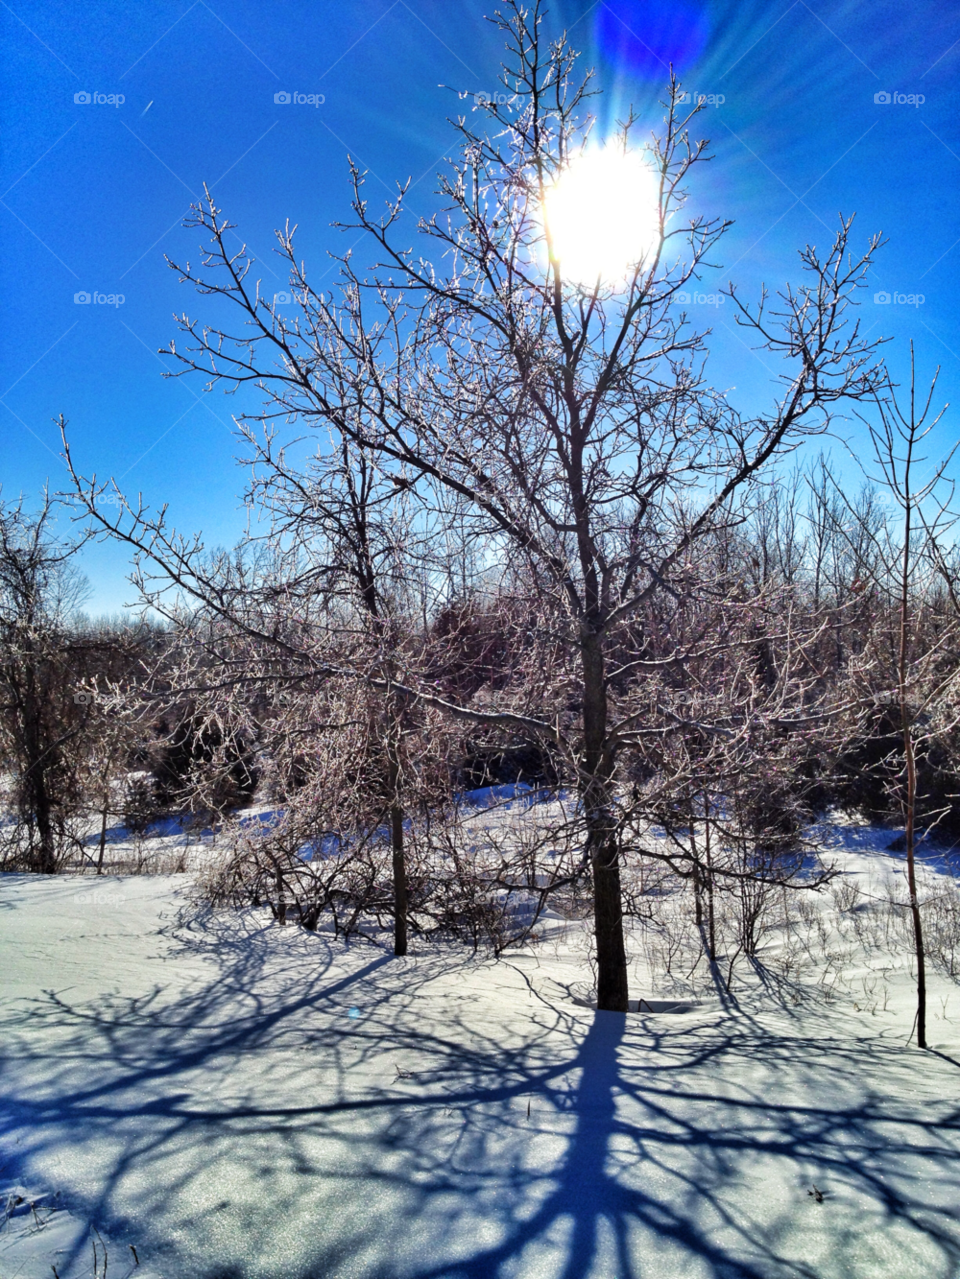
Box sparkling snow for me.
[2,827,960,1277]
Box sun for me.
[542,148,661,287]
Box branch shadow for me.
[1,896,959,1278]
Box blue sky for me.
[2,0,958,613]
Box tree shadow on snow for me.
[0,902,959,1278]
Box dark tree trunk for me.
[904,727,927,1048]
[276,867,287,925]
[704,801,716,962]
[391,802,408,957]
[16,651,60,875]
[581,634,628,1012]
[691,810,705,948]
[97,796,109,874]
[592,824,629,1010]
[32,769,57,875]
[385,711,408,958]
[898,451,927,1050]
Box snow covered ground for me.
[2,824,960,1277]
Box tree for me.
[241,431,436,954]
[64,2,885,1008]
[76,640,153,872]
[834,346,955,1048]
[0,493,92,872]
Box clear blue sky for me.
[2,0,958,613]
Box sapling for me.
[860,346,953,1048]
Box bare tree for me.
[63,3,885,1008]
[239,430,436,954]
[0,493,92,872]
[77,657,152,873]
[861,347,954,1048]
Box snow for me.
[0,1183,159,1279]
[2,827,960,1277]
[460,783,545,809]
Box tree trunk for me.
[391,802,408,957]
[903,726,927,1048]
[898,443,927,1050]
[704,801,716,962]
[20,669,57,874]
[97,802,108,875]
[276,867,287,925]
[385,715,408,957]
[593,824,629,1011]
[33,771,56,875]
[95,777,109,879]
[693,853,703,934]
[581,634,628,1012]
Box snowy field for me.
[3,822,960,1278]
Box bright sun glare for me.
[542,148,661,287]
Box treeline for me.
[3,456,957,875]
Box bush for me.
[153,714,258,816]
[121,775,161,835]
[833,701,960,835]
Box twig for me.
[92,1225,108,1278]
